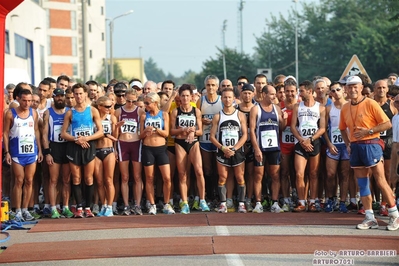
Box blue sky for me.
[106,0,314,76]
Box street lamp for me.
[109,10,133,80]
[222,20,227,80]
[293,0,298,81]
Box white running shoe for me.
[253,202,263,213]
[148,204,157,215]
[387,215,399,231]
[238,203,247,213]
[163,203,175,214]
[271,202,284,213]
[218,203,227,213]
[356,216,379,230]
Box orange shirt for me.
[339,97,389,142]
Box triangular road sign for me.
[340,54,369,80]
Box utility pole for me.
[81,0,88,81]
[238,0,245,54]
[293,0,299,81]
[222,20,227,80]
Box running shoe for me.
[85,209,95,218]
[122,206,131,216]
[356,217,379,230]
[293,202,306,212]
[92,204,100,215]
[112,207,119,216]
[188,195,195,208]
[372,201,380,211]
[346,202,357,212]
[218,203,227,213]
[132,205,143,215]
[180,203,190,214]
[74,208,84,218]
[14,211,24,222]
[261,198,271,211]
[245,199,253,212]
[357,203,365,215]
[34,206,42,215]
[70,205,77,214]
[253,202,264,213]
[308,203,318,212]
[62,208,74,218]
[200,200,210,212]
[315,199,322,212]
[103,207,114,217]
[192,199,200,210]
[324,199,334,213]
[23,211,35,221]
[42,207,52,218]
[387,216,399,231]
[148,204,157,215]
[271,202,284,213]
[282,203,290,212]
[226,199,235,213]
[97,206,106,217]
[30,210,42,220]
[51,209,60,219]
[238,203,247,213]
[339,202,348,213]
[379,204,388,216]
[163,203,175,214]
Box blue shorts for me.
[200,142,217,152]
[350,143,383,168]
[326,144,349,161]
[12,155,37,167]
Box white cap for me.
[130,81,143,89]
[346,76,362,85]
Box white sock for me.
[284,197,290,204]
[194,196,199,201]
[350,198,356,204]
[34,204,40,209]
[388,205,399,217]
[44,204,50,209]
[51,206,57,211]
[365,209,374,219]
[22,208,28,213]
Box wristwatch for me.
[231,147,236,152]
[310,137,314,142]
[368,129,374,135]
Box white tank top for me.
[296,101,320,142]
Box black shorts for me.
[254,150,280,166]
[49,142,69,164]
[244,142,254,163]
[175,138,198,154]
[66,141,96,166]
[294,138,321,159]
[96,147,114,161]
[141,145,169,166]
[382,137,392,160]
[167,145,175,155]
[216,148,246,167]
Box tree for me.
[254,0,399,82]
[95,61,127,84]
[194,47,257,88]
[144,57,166,82]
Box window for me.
[101,6,104,15]
[102,32,104,41]
[88,23,91,33]
[72,37,77,56]
[89,49,92,58]
[46,9,50,29]
[71,11,76,30]
[47,36,51,55]
[73,63,78,76]
[5,31,9,54]
[48,64,52,76]
[15,33,28,59]
[87,0,91,6]
[40,45,45,79]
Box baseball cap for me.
[283,75,297,84]
[338,75,350,85]
[53,88,65,96]
[130,81,143,90]
[345,76,362,85]
[241,83,254,92]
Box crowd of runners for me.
[2,72,399,231]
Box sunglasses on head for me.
[331,88,342,93]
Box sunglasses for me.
[144,101,151,105]
[126,99,136,103]
[237,82,246,86]
[331,88,342,93]
[102,105,112,109]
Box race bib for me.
[299,121,318,138]
[178,115,195,128]
[201,125,211,142]
[54,125,66,143]
[221,130,239,147]
[145,118,161,129]
[121,120,137,134]
[261,130,278,148]
[102,121,112,134]
[331,126,343,144]
[18,134,35,154]
[74,129,91,137]
[282,126,295,144]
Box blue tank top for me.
[9,108,38,157]
[48,107,68,142]
[255,104,280,152]
[144,110,164,129]
[70,106,94,137]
